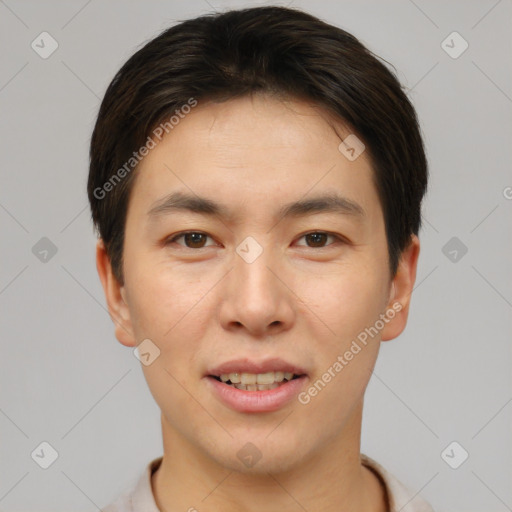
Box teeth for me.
[256,372,275,385]
[241,373,257,385]
[258,383,279,390]
[234,382,280,391]
[217,371,298,389]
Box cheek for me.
[294,264,387,347]
[296,278,382,424]
[132,270,209,411]
[294,265,386,418]
[125,260,212,341]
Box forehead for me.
[128,94,382,227]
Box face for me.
[97,94,419,474]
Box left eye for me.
[296,232,341,248]
[166,232,215,249]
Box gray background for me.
[1,0,511,511]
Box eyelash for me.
[165,231,346,249]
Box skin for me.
[97,93,419,512]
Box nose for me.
[218,246,295,338]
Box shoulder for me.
[361,454,435,512]
[101,491,131,512]
[100,456,163,512]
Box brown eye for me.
[305,232,329,247]
[166,232,214,248]
[183,233,207,248]
[297,232,341,248]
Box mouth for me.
[205,359,308,413]
[209,371,303,391]
[205,358,308,412]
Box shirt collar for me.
[124,454,433,512]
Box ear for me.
[95,238,137,347]
[381,234,420,342]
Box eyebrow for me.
[147,191,366,223]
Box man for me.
[88,6,433,511]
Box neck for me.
[151,402,386,512]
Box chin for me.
[205,433,312,476]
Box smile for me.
[206,373,308,413]
[211,371,301,391]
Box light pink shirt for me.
[102,454,434,512]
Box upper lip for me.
[207,357,308,377]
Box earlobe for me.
[95,239,137,347]
[381,234,420,342]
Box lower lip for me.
[205,375,308,413]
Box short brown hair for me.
[88,5,428,285]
